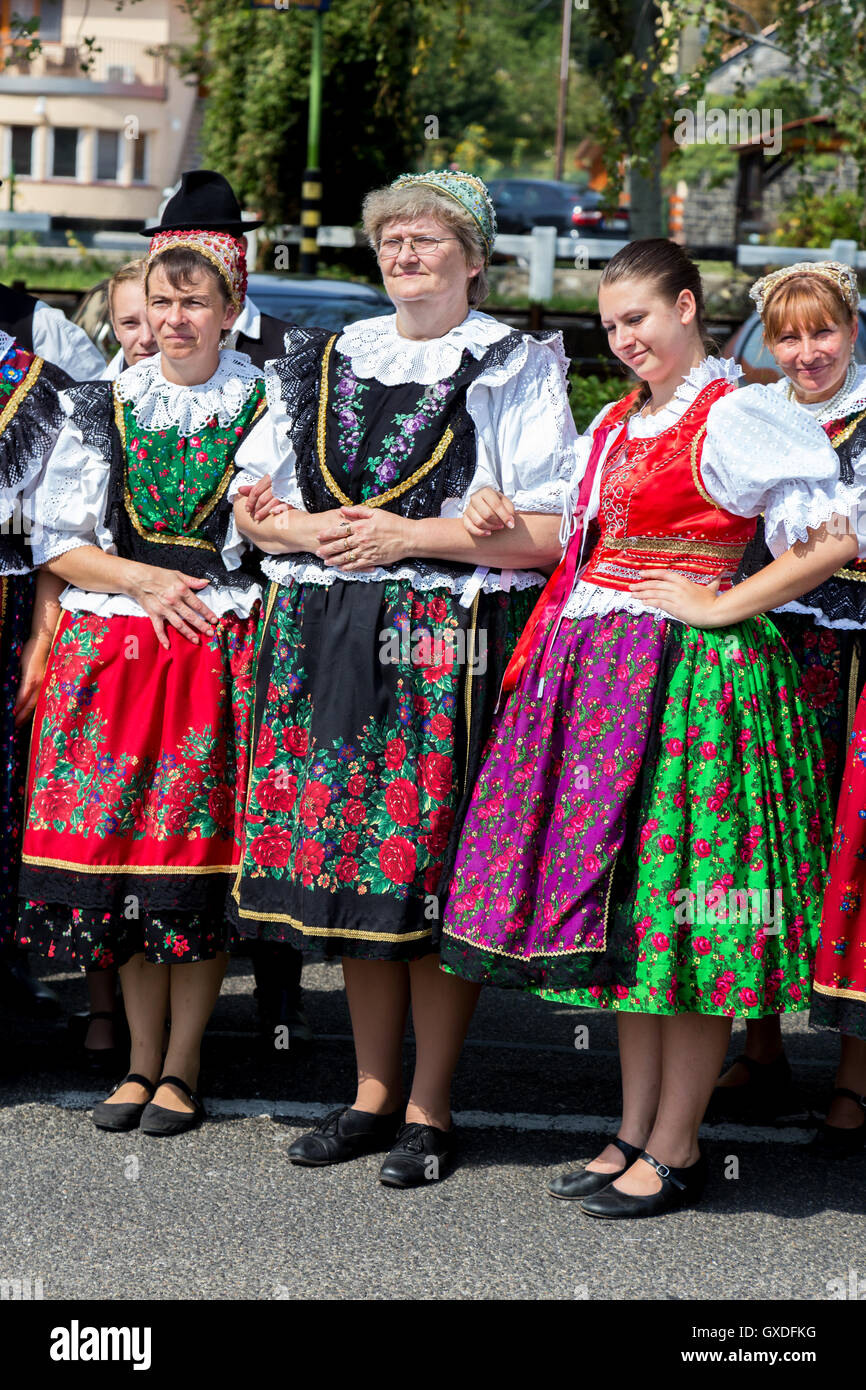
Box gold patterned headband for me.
[146,229,247,309]
[749,260,859,321]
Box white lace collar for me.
[335,309,513,385]
[772,361,866,423]
[627,356,742,438]
[0,330,15,361]
[114,349,263,434]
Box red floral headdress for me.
[146,229,248,309]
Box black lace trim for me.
[737,517,866,626]
[0,358,73,575]
[269,325,531,583]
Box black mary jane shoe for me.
[378,1122,454,1188]
[139,1075,206,1137]
[92,1073,156,1132]
[580,1150,708,1220]
[809,1088,866,1159]
[548,1136,644,1200]
[287,1106,403,1166]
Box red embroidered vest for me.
[580,377,756,592]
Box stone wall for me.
[682,156,859,249]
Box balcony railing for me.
[2,37,167,88]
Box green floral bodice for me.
[120,380,266,542]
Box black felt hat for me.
[140,170,264,235]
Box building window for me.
[51,127,79,178]
[2,1,63,43]
[96,129,120,181]
[10,126,34,177]
[132,133,148,184]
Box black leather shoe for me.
[92,1073,156,1132]
[140,1075,206,1136]
[706,1051,794,1120]
[0,960,62,1018]
[288,1106,403,1166]
[69,1008,130,1074]
[548,1136,644,1200]
[809,1088,866,1158]
[379,1122,454,1188]
[580,1150,708,1220]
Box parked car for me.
[487,178,629,239]
[722,304,866,384]
[72,272,393,363]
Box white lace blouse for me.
[26,351,264,619]
[766,363,866,628]
[231,309,577,601]
[558,356,858,623]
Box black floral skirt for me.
[229,577,536,961]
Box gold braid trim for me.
[0,352,44,434]
[689,423,722,511]
[603,534,747,559]
[828,408,866,449]
[316,334,453,509]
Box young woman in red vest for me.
[440,239,858,1219]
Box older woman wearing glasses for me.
[231,169,576,1185]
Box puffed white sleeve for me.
[230,385,305,510]
[700,383,862,556]
[456,333,577,520]
[25,390,113,565]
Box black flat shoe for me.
[580,1150,708,1220]
[139,1075,205,1136]
[706,1051,794,1120]
[549,1136,644,1200]
[0,960,62,1018]
[92,1073,156,1132]
[288,1106,403,1166]
[379,1122,454,1188]
[809,1088,866,1159]
[69,1009,130,1074]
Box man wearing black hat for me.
[138,170,293,370]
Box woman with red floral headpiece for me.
[16,227,265,1136]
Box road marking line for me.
[29,1091,816,1143]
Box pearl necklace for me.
[787,358,857,423]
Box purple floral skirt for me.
[440,607,831,1016]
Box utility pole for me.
[249,0,330,275]
[553,0,573,181]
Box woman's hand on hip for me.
[315,505,414,570]
[631,570,725,627]
[126,565,219,649]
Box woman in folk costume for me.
[16,228,265,1135]
[0,336,72,1016]
[231,170,574,1185]
[716,261,866,1152]
[440,238,856,1220]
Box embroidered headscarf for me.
[749,260,859,321]
[389,170,497,263]
[146,229,248,310]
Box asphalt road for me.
[1,957,864,1303]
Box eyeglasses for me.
[378,236,455,260]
